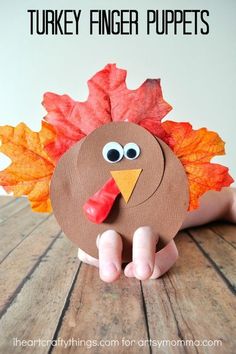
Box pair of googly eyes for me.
[102,142,141,164]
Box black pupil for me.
[126,148,137,159]
[107,149,120,162]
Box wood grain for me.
[188,226,236,291]
[0,197,235,354]
[0,196,18,209]
[0,205,47,262]
[0,197,28,223]
[141,232,236,354]
[0,215,61,313]
[210,222,236,247]
[0,234,79,354]
[52,264,150,354]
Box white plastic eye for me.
[124,143,140,160]
[102,142,124,163]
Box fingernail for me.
[135,263,151,279]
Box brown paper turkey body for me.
[51,122,189,262]
[0,64,233,262]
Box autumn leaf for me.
[42,93,86,161]
[162,121,234,210]
[42,63,172,160]
[0,122,55,212]
[139,119,174,147]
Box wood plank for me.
[52,265,149,354]
[0,198,28,223]
[0,234,79,354]
[210,222,236,247]
[0,198,235,353]
[0,215,61,312]
[188,226,236,291]
[0,206,48,262]
[141,232,236,354]
[0,196,17,208]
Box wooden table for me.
[0,197,235,353]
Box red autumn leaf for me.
[162,121,234,210]
[139,119,174,147]
[42,64,172,160]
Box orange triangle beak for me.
[110,169,142,203]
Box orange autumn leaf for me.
[162,121,234,210]
[0,122,56,212]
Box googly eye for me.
[124,143,140,160]
[102,142,124,163]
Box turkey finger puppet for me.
[0,64,234,262]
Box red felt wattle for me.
[83,177,121,224]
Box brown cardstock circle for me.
[50,122,189,262]
[77,122,165,208]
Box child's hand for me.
[78,226,178,282]
[78,188,236,282]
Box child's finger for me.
[124,262,134,277]
[132,226,159,280]
[97,230,123,282]
[77,248,99,267]
[124,239,178,279]
[150,240,179,279]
